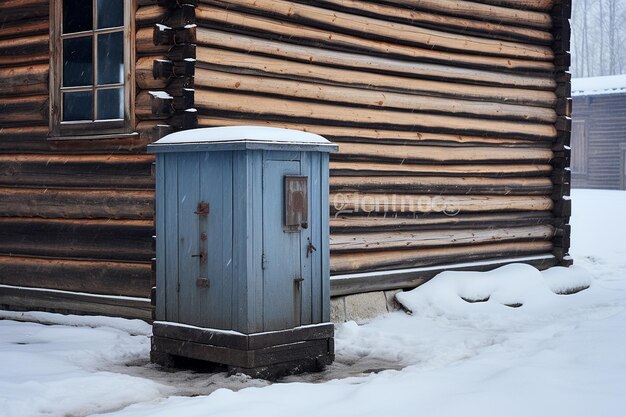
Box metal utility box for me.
[148,126,337,377]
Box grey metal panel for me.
[249,151,265,333]
[299,152,313,326]
[320,153,331,323]
[176,152,203,326]
[262,158,302,331]
[199,151,233,329]
[231,150,249,333]
[308,152,322,324]
[163,154,180,322]
[155,154,166,321]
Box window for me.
[50,0,134,138]
[570,120,588,175]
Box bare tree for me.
[571,0,626,77]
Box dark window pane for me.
[97,0,124,28]
[63,36,93,87]
[63,0,93,34]
[97,88,124,119]
[97,31,124,85]
[63,91,93,121]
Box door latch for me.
[306,237,317,258]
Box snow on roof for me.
[572,74,626,97]
[155,126,331,145]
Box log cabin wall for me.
[189,0,573,294]
[0,0,161,319]
[1,0,572,318]
[571,93,626,190]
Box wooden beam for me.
[377,0,552,29]
[195,5,554,71]
[196,46,557,107]
[0,187,155,219]
[199,0,553,59]
[330,225,555,252]
[330,241,553,273]
[0,218,154,262]
[194,89,557,139]
[0,256,151,297]
[194,68,556,123]
[330,161,553,177]
[330,176,553,195]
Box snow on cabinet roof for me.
[155,126,332,145]
[572,74,626,97]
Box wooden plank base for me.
[151,322,334,379]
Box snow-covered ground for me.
[1,189,625,417]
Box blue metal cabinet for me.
[149,127,337,377]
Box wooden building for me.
[571,74,626,190]
[0,0,572,320]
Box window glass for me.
[63,91,93,121]
[97,32,124,85]
[63,36,93,87]
[63,0,93,34]
[97,0,124,29]
[97,88,124,119]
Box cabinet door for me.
[262,159,302,331]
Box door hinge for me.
[176,282,180,292]
[261,253,267,270]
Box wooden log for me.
[136,56,195,89]
[196,47,557,107]
[330,176,553,195]
[0,18,47,40]
[200,0,553,60]
[197,116,545,147]
[136,4,196,28]
[334,143,553,163]
[0,187,155,219]
[330,211,554,232]
[136,90,194,119]
[377,0,552,29]
[328,193,554,214]
[195,5,554,72]
[195,28,555,91]
[0,255,151,297]
[137,121,175,143]
[0,33,48,66]
[153,24,196,46]
[330,224,555,252]
[0,0,48,24]
[194,89,557,139]
[0,64,48,98]
[136,27,170,55]
[0,285,152,320]
[471,0,555,12]
[306,0,553,44]
[194,68,556,123]
[330,241,554,273]
[330,161,553,177]
[0,95,48,126]
[0,154,155,189]
[0,218,154,262]
[0,129,153,154]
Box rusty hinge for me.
[194,201,209,216]
[196,278,209,288]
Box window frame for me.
[49,0,135,140]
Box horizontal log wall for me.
[0,0,156,319]
[194,0,570,279]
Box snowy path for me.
[1,189,625,417]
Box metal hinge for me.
[176,282,180,292]
[261,253,267,270]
